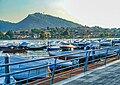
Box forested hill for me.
[0,13,81,32]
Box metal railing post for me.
[104,48,109,65]
[84,51,91,73]
[117,48,120,59]
[50,58,57,85]
[91,49,95,65]
[78,56,80,68]
[4,54,10,84]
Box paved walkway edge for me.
[53,59,120,85]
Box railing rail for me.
[0,46,120,85]
[0,47,112,67]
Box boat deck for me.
[55,60,120,85]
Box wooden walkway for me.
[29,56,118,85]
[63,59,120,85]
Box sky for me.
[0,0,120,28]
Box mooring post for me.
[4,54,10,84]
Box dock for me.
[55,60,120,85]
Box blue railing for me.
[0,47,120,85]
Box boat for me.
[48,58,73,71]
[2,46,27,53]
[48,46,119,63]
[19,42,29,49]
[28,45,47,50]
[112,39,120,46]
[72,42,86,49]
[47,41,61,51]
[60,41,76,51]
[1,42,29,53]
[48,50,73,57]
[48,50,86,60]
[47,46,61,51]
[0,56,49,80]
[20,42,47,51]
[100,40,112,47]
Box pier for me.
[0,47,120,85]
[55,60,120,85]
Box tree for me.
[40,31,45,39]
[0,32,4,39]
[6,30,14,39]
[63,30,68,36]
[5,35,10,39]
[100,32,105,38]
[31,29,41,34]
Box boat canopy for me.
[20,42,29,47]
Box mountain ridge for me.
[0,13,81,32]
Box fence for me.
[0,47,120,85]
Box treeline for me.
[0,26,120,40]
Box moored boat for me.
[60,41,76,51]
[1,44,27,53]
[0,56,49,80]
[28,45,47,50]
[47,46,61,51]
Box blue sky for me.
[0,0,60,22]
[0,0,66,22]
[0,0,120,28]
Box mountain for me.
[0,13,81,32]
[0,20,16,32]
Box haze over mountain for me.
[0,13,81,32]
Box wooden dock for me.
[29,55,118,85]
